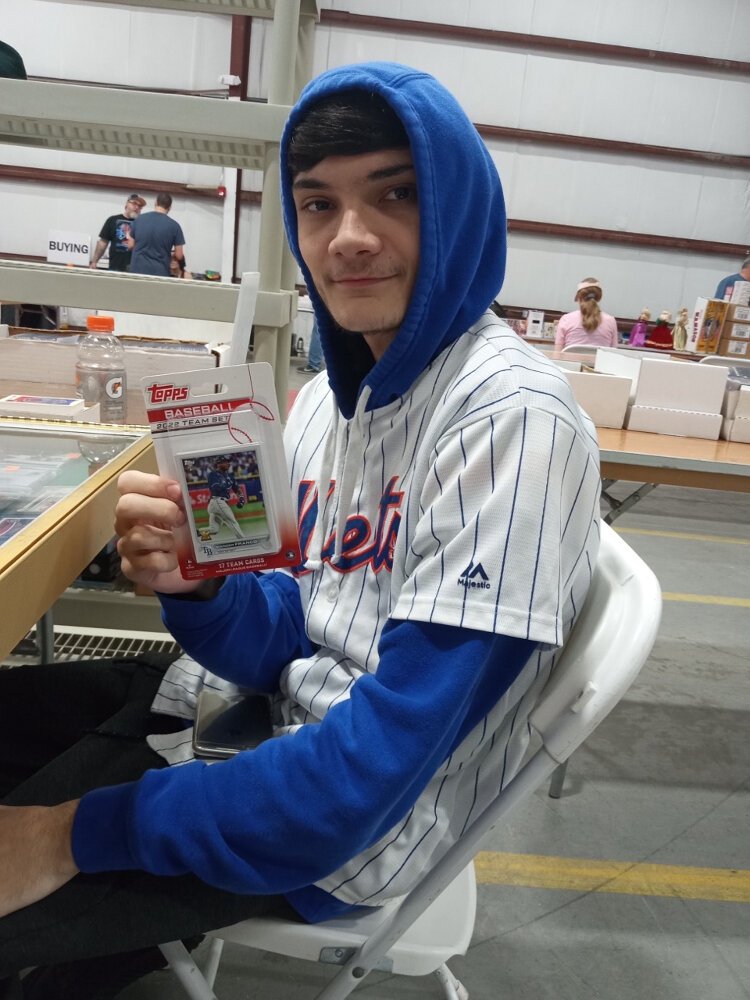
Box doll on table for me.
[629,309,651,348]
[645,310,674,350]
[672,307,689,351]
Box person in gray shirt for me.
[128,193,186,277]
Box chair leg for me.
[548,760,568,798]
[159,941,219,1000]
[434,963,469,1000]
[203,938,225,989]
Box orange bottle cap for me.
[86,315,115,332]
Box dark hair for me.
[156,193,173,210]
[287,90,409,177]
[0,41,27,80]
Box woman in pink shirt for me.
[554,278,619,350]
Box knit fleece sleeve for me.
[71,620,534,900]
[158,570,313,692]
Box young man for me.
[90,193,146,272]
[0,63,601,997]
[128,192,186,277]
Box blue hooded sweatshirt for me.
[280,61,507,417]
[71,64,548,923]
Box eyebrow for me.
[292,162,415,190]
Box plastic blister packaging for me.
[141,363,301,581]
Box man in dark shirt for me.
[90,194,146,271]
[128,193,186,277]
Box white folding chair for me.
[560,343,600,355]
[161,523,661,1000]
[697,355,733,366]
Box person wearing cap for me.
[554,277,619,351]
[714,257,750,302]
[90,194,147,272]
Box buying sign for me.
[47,230,92,266]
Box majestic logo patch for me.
[457,561,491,590]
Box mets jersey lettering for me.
[295,476,403,575]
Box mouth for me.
[332,275,395,287]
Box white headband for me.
[576,280,602,294]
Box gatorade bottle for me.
[75,315,127,423]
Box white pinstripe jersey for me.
[150,314,601,906]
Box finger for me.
[117,470,182,505]
[119,547,179,580]
[114,493,186,535]
[118,523,176,556]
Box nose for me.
[329,208,381,256]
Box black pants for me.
[0,656,297,977]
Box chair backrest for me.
[561,343,599,354]
[698,355,733,367]
[529,521,662,762]
[344,522,662,969]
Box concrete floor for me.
[40,360,750,999]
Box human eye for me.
[300,197,332,214]
[384,184,417,204]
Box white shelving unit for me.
[0,0,318,655]
[0,260,291,327]
[0,0,318,408]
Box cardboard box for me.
[721,384,750,442]
[687,297,731,353]
[722,380,750,419]
[594,349,644,401]
[526,310,545,337]
[718,337,750,358]
[723,323,750,340]
[564,370,632,428]
[107,311,233,345]
[727,304,750,324]
[626,405,722,440]
[633,358,727,415]
[0,331,227,387]
[729,280,750,305]
[621,357,727,440]
[0,393,100,421]
[0,392,86,417]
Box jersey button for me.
[326,585,338,602]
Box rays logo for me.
[457,561,491,590]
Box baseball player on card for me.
[0,62,601,995]
[205,458,246,541]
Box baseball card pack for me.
[141,364,301,582]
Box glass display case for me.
[0,418,155,660]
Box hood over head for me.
[280,62,506,419]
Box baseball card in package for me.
[141,363,301,581]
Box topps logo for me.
[147,382,190,404]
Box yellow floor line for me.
[615,527,750,546]
[474,851,750,903]
[662,592,750,608]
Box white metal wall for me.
[0,0,233,274]
[1,0,749,319]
